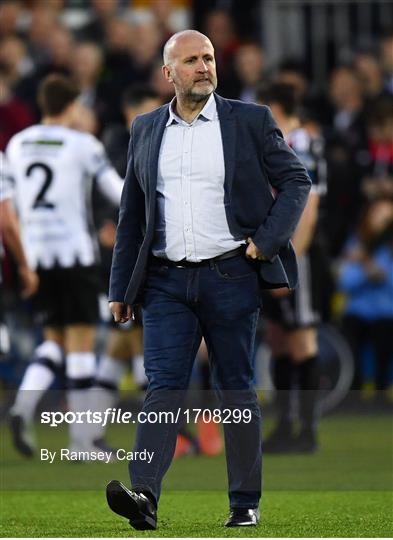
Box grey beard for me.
[188,91,212,102]
[183,87,214,104]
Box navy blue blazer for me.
[109,94,311,305]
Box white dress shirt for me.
[152,93,243,262]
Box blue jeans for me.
[130,254,262,508]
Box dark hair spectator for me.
[0,0,23,40]
[204,9,240,97]
[257,81,300,117]
[354,50,386,102]
[101,83,161,178]
[234,41,265,103]
[0,66,34,150]
[362,96,393,200]
[380,28,393,94]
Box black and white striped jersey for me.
[6,125,123,270]
[287,127,327,196]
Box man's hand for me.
[18,266,39,299]
[98,220,117,249]
[271,287,291,298]
[245,238,269,261]
[110,301,133,323]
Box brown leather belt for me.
[149,246,246,269]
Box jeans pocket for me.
[214,257,257,280]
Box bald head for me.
[161,29,217,105]
[163,30,213,65]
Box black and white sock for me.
[66,351,96,451]
[296,355,319,435]
[273,354,294,431]
[11,340,63,422]
[90,355,127,441]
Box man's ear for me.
[162,65,173,83]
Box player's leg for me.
[9,327,65,457]
[64,323,97,452]
[130,323,147,390]
[288,326,319,452]
[370,318,393,402]
[62,265,101,453]
[9,266,66,457]
[287,253,320,452]
[90,327,132,449]
[262,319,295,452]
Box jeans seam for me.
[149,316,199,485]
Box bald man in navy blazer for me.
[106,30,311,531]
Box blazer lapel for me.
[147,106,169,209]
[215,94,236,199]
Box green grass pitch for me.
[1,414,392,537]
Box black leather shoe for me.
[106,480,157,530]
[225,508,260,527]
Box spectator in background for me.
[70,41,114,129]
[328,65,366,141]
[25,5,59,68]
[234,41,265,103]
[380,29,393,94]
[0,68,34,150]
[338,197,393,399]
[72,42,104,111]
[150,60,175,103]
[102,84,161,177]
[354,50,386,103]
[76,0,121,44]
[150,0,178,40]
[0,35,35,88]
[275,60,308,102]
[104,19,163,124]
[362,96,393,200]
[103,17,136,123]
[18,23,75,117]
[129,21,164,82]
[324,65,368,255]
[0,0,23,39]
[204,9,240,97]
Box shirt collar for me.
[166,93,216,126]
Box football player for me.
[6,74,123,457]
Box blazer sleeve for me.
[109,122,145,302]
[252,107,312,260]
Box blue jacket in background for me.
[338,239,393,321]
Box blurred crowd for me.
[1,0,392,404]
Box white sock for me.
[66,352,96,450]
[90,355,127,441]
[12,341,63,422]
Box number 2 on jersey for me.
[26,162,55,209]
